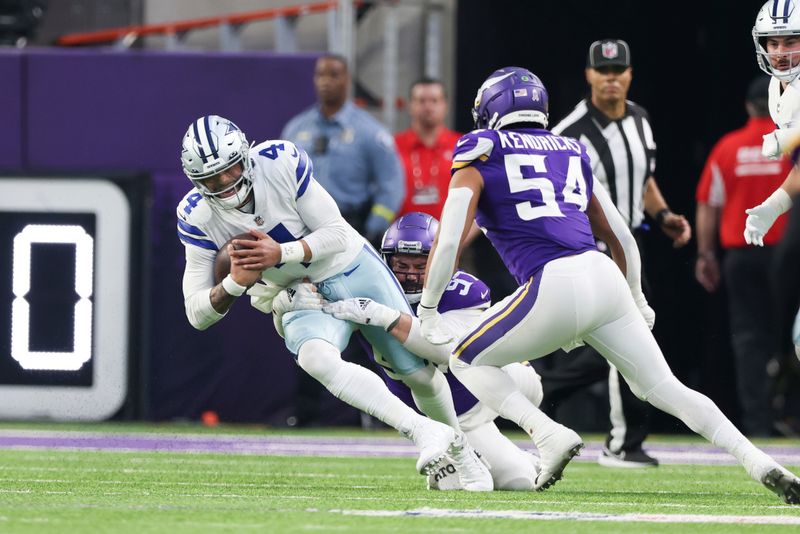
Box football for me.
[214,232,258,284]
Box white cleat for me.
[448,432,494,492]
[533,424,583,492]
[761,467,800,505]
[402,418,457,475]
[426,456,462,490]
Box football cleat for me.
[448,432,494,491]
[533,424,583,491]
[402,418,457,475]
[598,446,659,468]
[761,467,800,505]
[426,456,462,490]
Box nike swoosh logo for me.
[456,138,469,147]
[480,290,489,299]
[343,265,360,277]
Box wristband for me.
[765,188,793,213]
[221,274,247,297]
[279,241,305,263]
[654,208,671,226]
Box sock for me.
[297,339,420,431]
[646,375,775,481]
[502,362,544,407]
[407,366,461,429]
[452,357,555,441]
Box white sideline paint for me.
[334,507,800,525]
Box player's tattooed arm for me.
[210,283,239,314]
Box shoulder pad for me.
[452,130,495,171]
[177,189,213,226]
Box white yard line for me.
[333,507,800,525]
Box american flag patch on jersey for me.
[513,88,527,97]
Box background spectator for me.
[395,78,461,218]
[282,53,404,247]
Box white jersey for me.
[177,139,365,328]
[769,76,800,129]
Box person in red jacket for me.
[695,76,792,436]
[395,78,462,218]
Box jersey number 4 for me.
[504,154,588,221]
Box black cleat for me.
[762,468,800,504]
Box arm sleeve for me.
[403,308,483,365]
[181,244,227,330]
[296,178,352,259]
[420,187,473,308]
[367,128,405,219]
[592,175,644,298]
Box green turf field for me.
[0,424,799,533]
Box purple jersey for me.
[358,270,488,416]
[452,128,597,284]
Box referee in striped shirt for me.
[540,39,691,468]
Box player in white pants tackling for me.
[418,67,800,502]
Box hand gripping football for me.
[213,233,258,285]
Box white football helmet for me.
[181,115,254,210]
[753,0,800,82]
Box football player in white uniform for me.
[176,115,491,490]
[276,212,546,490]
[748,0,800,359]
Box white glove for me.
[268,283,323,339]
[248,279,284,314]
[633,292,656,330]
[322,298,401,331]
[744,188,793,246]
[272,283,324,316]
[417,305,453,345]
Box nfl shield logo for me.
[254,215,264,225]
[602,42,619,59]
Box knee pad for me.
[296,339,342,382]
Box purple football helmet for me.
[472,67,549,130]
[381,212,439,301]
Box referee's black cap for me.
[587,39,631,69]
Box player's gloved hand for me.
[418,304,453,345]
[744,189,792,246]
[633,292,656,330]
[248,279,284,314]
[272,283,324,316]
[323,298,401,331]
